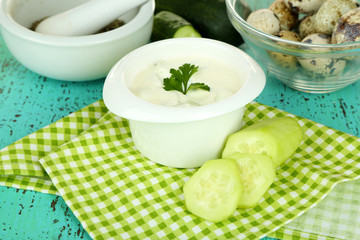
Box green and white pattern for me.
[1,100,360,239]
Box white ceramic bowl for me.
[0,0,154,81]
[103,38,265,168]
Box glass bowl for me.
[226,0,360,93]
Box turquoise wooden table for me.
[1,31,360,240]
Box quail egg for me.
[284,0,327,14]
[268,30,302,72]
[246,9,281,35]
[298,33,347,76]
[269,0,298,30]
[315,0,357,35]
[299,14,318,39]
[332,7,360,43]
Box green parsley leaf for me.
[187,82,211,93]
[163,63,210,95]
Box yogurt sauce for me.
[129,56,244,107]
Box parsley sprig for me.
[163,63,210,95]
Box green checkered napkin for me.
[1,100,360,240]
[270,178,360,240]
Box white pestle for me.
[35,0,148,36]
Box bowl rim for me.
[103,38,266,123]
[225,0,360,50]
[0,0,155,46]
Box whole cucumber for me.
[151,11,201,41]
[155,0,243,46]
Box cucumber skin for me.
[222,117,303,168]
[151,11,200,41]
[155,0,243,46]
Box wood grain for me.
[1,35,359,239]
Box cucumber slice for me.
[228,153,276,209]
[151,11,201,42]
[222,117,302,168]
[173,25,201,38]
[183,159,243,222]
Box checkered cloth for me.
[1,99,360,240]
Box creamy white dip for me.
[129,56,243,107]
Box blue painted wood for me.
[256,75,360,137]
[0,187,90,240]
[1,32,359,239]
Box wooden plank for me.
[1,35,359,239]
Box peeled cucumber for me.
[151,11,201,42]
[183,117,303,221]
[228,153,276,208]
[222,117,303,168]
[183,158,243,222]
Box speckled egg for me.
[268,30,302,71]
[298,33,347,76]
[269,0,298,30]
[332,7,360,43]
[315,0,357,35]
[299,14,318,39]
[284,0,327,14]
[246,9,280,35]
[277,30,302,41]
